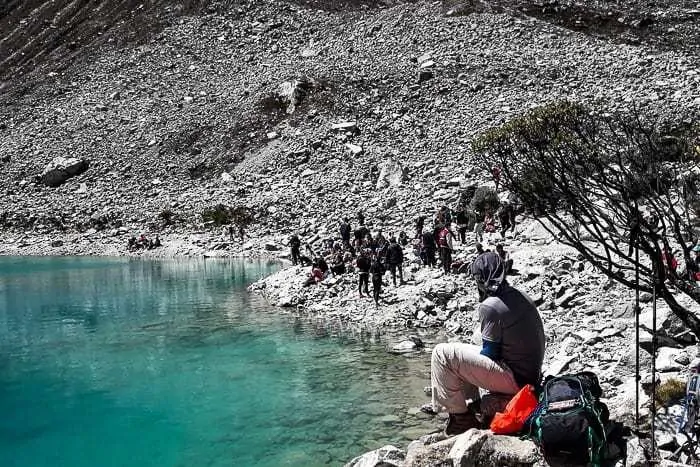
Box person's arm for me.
[481,340,502,360]
[479,304,502,361]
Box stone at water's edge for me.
[400,429,541,466]
[344,444,404,467]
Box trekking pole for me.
[635,245,640,429]
[651,260,658,460]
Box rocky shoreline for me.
[2,0,700,464]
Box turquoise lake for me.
[0,257,435,467]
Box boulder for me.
[376,159,406,190]
[344,445,404,467]
[40,157,89,187]
[276,76,314,114]
[449,429,489,466]
[476,433,540,466]
[389,335,424,354]
[405,436,456,466]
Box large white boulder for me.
[40,157,89,187]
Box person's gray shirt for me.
[479,284,545,386]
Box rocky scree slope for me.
[0,0,698,257]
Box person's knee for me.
[432,342,450,365]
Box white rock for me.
[345,143,363,155]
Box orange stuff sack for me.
[489,384,538,435]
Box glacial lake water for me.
[0,257,435,467]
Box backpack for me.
[437,228,449,248]
[527,371,608,467]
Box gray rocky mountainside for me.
[0,0,699,253]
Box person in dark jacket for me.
[357,210,365,227]
[421,229,437,267]
[455,208,469,244]
[369,254,386,305]
[356,251,371,297]
[436,224,455,275]
[415,216,425,239]
[289,234,301,265]
[339,218,351,247]
[386,237,404,286]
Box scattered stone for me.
[345,143,363,156]
[331,121,357,133]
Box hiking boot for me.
[444,411,481,436]
[419,403,438,416]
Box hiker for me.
[127,236,137,251]
[357,210,365,227]
[153,235,161,248]
[228,225,235,241]
[289,234,301,265]
[455,208,469,244]
[473,209,484,243]
[339,218,351,247]
[303,261,324,287]
[414,216,425,239]
[356,250,371,298]
[436,224,455,275]
[690,245,700,281]
[662,247,679,278]
[483,209,496,237]
[434,206,452,228]
[355,225,370,244]
[398,231,409,247]
[386,237,404,286]
[369,254,386,305]
[491,165,501,191]
[330,250,346,276]
[421,228,437,267]
[412,236,423,265]
[138,234,148,248]
[317,256,329,278]
[429,252,545,435]
[498,203,516,238]
[495,244,513,275]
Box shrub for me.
[201,204,257,228]
[655,378,686,408]
[158,208,176,227]
[469,186,500,213]
[202,204,232,226]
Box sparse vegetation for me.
[201,204,257,229]
[472,101,700,336]
[158,208,176,227]
[469,186,499,213]
[655,378,687,408]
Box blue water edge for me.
[0,257,433,467]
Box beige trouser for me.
[431,343,520,413]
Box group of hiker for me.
[127,234,161,251]
[290,200,520,306]
[290,212,409,305]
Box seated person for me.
[330,252,346,276]
[429,252,545,435]
[303,262,324,287]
